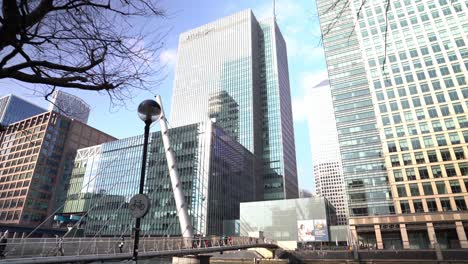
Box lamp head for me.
[138,99,161,123]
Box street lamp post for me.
[132,100,161,263]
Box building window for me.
[445,164,457,177]
[459,163,468,176]
[450,180,462,193]
[436,182,447,194]
[424,137,435,148]
[400,201,411,214]
[426,199,437,212]
[402,154,412,165]
[415,152,425,164]
[394,170,403,182]
[440,198,452,211]
[440,149,452,161]
[432,121,443,132]
[436,93,446,103]
[454,148,465,160]
[445,119,456,130]
[427,150,438,162]
[436,135,447,146]
[391,155,400,167]
[428,107,438,118]
[388,141,397,152]
[410,184,420,196]
[455,198,467,211]
[400,140,409,151]
[432,166,443,178]
[418,167,430,179]
[423,183,434,195]
[411,138,422,149]
[449,132,461,144]
[413,200,424,213]
[406,168,417,181]
[397,185,407,197]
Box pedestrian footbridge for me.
[1,236,278,263]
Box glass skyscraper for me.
[170,10,298,200]
[62,121,256,236]
[0,94,46,126]
[317,0,468,250]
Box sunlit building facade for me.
[0,111,114,226]
[317,0,468,250]
[170,10,298,200]
[62,121,256,236]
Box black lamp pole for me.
[133,100,161,263]
[132,120,151,262]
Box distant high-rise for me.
[317,0,468,249]
[48,90,91,124]
[170,9,298,200]
[0,94,45,126]
[307,80,348,225]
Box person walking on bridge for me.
[118,237,125,253]
[55,235,64,256]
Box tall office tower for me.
[0,111,114,227]
[170,10,298,200]
[61,121,255,236]
[308,80,348,225]
[48,90,91,124]
[0,94,46,126]
[317,0,468,249]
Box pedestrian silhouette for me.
[56,235,64,256]
[118,237,125,253]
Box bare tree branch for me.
[0,0,167,100]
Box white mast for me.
[155,95,194,238]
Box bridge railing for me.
[3,236,274,259]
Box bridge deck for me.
[1,236,277,264]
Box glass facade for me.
[170,9,298,200]
[48,90,91,124]
[0,94,46,126]
[317,0,468,221]
[316,1,392,217]
[240,197,336,242]
[63,121,255,236]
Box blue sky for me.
[0,0,328,193]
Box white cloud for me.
[160,48,177,68]
[292,69,329,122]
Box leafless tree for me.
[0,0,167,99]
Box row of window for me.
[399,196,467,214]
[392,163,468,181]
[388,131,468,154]
[396,179,468,198]
[382,103,466,126]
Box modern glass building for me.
[240,197,339,248]
[48,90,91,124]
[0,94,46,126]
[0,111,114,227]
[308,80,348,225]
[317,0,468,250]
[170,10,298,200]
[62,121,256,236]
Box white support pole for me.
[155,95,194,238]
